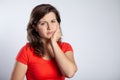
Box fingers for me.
[51,26,61,42]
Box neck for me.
[41,39,51,45]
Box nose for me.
[47,23,52,30]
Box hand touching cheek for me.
[51,26,62,42]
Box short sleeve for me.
[16,44,29,65]
[59,42,73,53]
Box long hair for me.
[27,4,61,56]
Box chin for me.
[44,35,52,40]
[46,37,51,40]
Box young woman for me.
[11,4,77,80]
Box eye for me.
[51,19,56,23]
[39,22,47,26]
[40,22,45,25]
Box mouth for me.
[47,31,54,35]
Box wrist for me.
[50,40,57,46]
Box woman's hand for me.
[47,26,61,57]
[51,26,62,42]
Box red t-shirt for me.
[16,42,73,80]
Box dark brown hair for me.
[27,4,61,56]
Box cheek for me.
[54,24,59,31]
[36,27,45,35]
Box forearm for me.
[51,41,77,77]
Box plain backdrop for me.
[0,0,120,80]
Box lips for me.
[47,31,53,35]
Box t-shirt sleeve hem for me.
[16,57,27,65]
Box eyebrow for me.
[40,19,57,22]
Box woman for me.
[11,4,77,80]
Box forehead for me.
[40,12,56,21]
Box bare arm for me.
[50,27,77,78]
[11,61,27,80]
[51,41,77,78]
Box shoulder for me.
[16,42,33,65]
[58,41,73,53]
[19,43,33,52]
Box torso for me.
[26,44,64,80]
[16,42,73,80]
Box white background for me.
[0,0,120,80]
